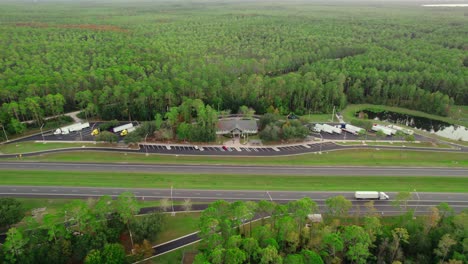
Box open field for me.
[12,149,468,167]
[0,170,467,192]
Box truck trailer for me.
[371,124,395,136]
[324,124,342,134]
[387,125,414,135]
[54,122,89,135]
[355,191,389,200]
[314,123,342,134]
[342,124,365,135]
[112,123,133,133]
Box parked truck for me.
[355,191,389,200]
[315,124,341,134]
[371,124,395,136]
[120,126,136,136]
[112,123,133,133]
[387,124,414,135]
[324,124,342,134]
[341,124,365,135]
[54,122,89,135]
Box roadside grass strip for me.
[0,170,467,192]
[9,149,468,167]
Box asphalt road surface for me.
[1,186,467,209]
[1,161,467,176]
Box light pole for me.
[1,124,9,142]
[171,185,175,216]
[144,133,149,156]
[414,189,420,215]
[40,123,45,142]
[319,133,323,154]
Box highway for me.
[1,161,468,176]
[1,186,467,258]
[0,186,467,210]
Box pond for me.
[358,110,468,141]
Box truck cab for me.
[379,192,390,200]
[91,129,99,136]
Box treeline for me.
[0,2,466,136]
[195,197,467,264]
[258,113,309,142]
[118,98,218,143]
[0,193,164,264]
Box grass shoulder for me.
[1,170,467,192]
[336,141,453,148]
[0,141,120,154]
[12,148,468,167]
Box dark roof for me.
[217,119,258,132]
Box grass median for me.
[0,170,467,192]
[11,149,468,167]
[0,142,116,154]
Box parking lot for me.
[8,121,431,157]
[138,142,341,156]
[16,122,135,143]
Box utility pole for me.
[171,185,175,216]
[319,133,323,154]
[414,189,420,216]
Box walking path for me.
[20,110,82,124]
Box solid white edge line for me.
[151,231,199,248]
[133,240,201,264]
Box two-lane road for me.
[1,162,467,176]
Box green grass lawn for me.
[14,149,468,167]
[300,113,333,123]
[1,170,467,192]
[154,213,200,245]
[15,198,74,215]
[336,141,452,148]
[0,142,117,154]
[450,105,468,122]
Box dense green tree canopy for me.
[0,0,466,138]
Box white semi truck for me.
[314,124,341,134]
[371,124,395,136]
[54,122,90,135]
[342,124,365,135]
[355,191,389,200]
[387,125,414,135]
[112,123,133,133]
